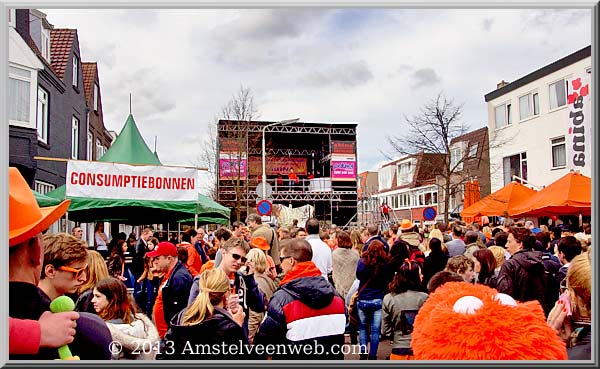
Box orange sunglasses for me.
[58,264,89,279]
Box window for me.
[9,9,16,27]
[93,83,99,111]
[551,136,566,169]
[519,92,539,120]
[72,54,79,88]
[494,103,512,128]
[468,143,479,158]
[41,27,50,62]
[397,161,412,185]
[450,147,463,171]
[549,79,566,110]
[9,66,33,125]
[87,132,93,160]
[503,152,527,185]
[71,116,79,159]
[96,139,105,160]
[34,180,55,195]
[37,87,49,143]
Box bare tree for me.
[218,86,260,222]
[387,92,510,223]
[193,119,218,200]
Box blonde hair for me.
[350,229,364,253]
[182,268,229,326]
[567,252,591,317]
[247,248,267,274]
[488,246,506,269]
[78,250,109,294]
[429,228,444,242]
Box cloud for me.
[300,60,374,88]
[410,68,441,89]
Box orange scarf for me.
[279,261,322,286]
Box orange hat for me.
[9,167,71,247]
[250,236,270,251]
[399,219,414,231]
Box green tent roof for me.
[98,114,161,165]
[34,190,62,207]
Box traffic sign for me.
[256,182,273,199]
[423,206,437,221]
[256,200,273,216]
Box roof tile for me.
[50,29,76,79]
[82,62,97,105]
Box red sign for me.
[331,140,355,155]
[248,156,307,176]
[256,200,273,216]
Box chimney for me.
[497,80,510,89]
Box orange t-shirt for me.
[153,267,173,339]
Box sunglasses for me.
[58,264,89,279]
[280,255,292,262]
[230,253,247,264]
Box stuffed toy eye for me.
[453,295,483,314]
[494,293,518,307]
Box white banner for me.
[66,161,199,201]
[566,74,592,175]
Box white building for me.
[485,46,592,193]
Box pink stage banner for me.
[331,156,356,181]
[219,155,247,179]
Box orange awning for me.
[462,180,481,224]
[461,181,537,218]
[511,172,591,217]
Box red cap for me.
[146,241,178,258]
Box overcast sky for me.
[40,7,592,176]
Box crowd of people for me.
[8,167,592,361]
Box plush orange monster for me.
[412,282,567,360]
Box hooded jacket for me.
[106,313,160,360]
[496,250,547,310]
[253,261,346,360]
[157,307,250,360]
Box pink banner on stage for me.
[219,157,247,179]
[331,159,356,180]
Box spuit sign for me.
[566,75,592,173]
[66,161,199,201]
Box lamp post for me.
[262,118,300,200]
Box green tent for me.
[34,189,63,207]
[45,114,230,225]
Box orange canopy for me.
[511,172,591,217]
[461,181,537,218]
[462,180,481,224]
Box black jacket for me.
[9,282,112,360]
[496,250,547,310]
[161,261,193,329]
[422,251,448,288]
[568,325,591,360]
[253,270,346,360]
[131,238,148,277]
[157,307,250,360]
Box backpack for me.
[409,247,425,266]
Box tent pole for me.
[195,214,198,230]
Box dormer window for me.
[72,54,79,88]
[93,83,99,111]
[41,27,51,62]
[9,9,16,28]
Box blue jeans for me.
[357,298,383,358]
